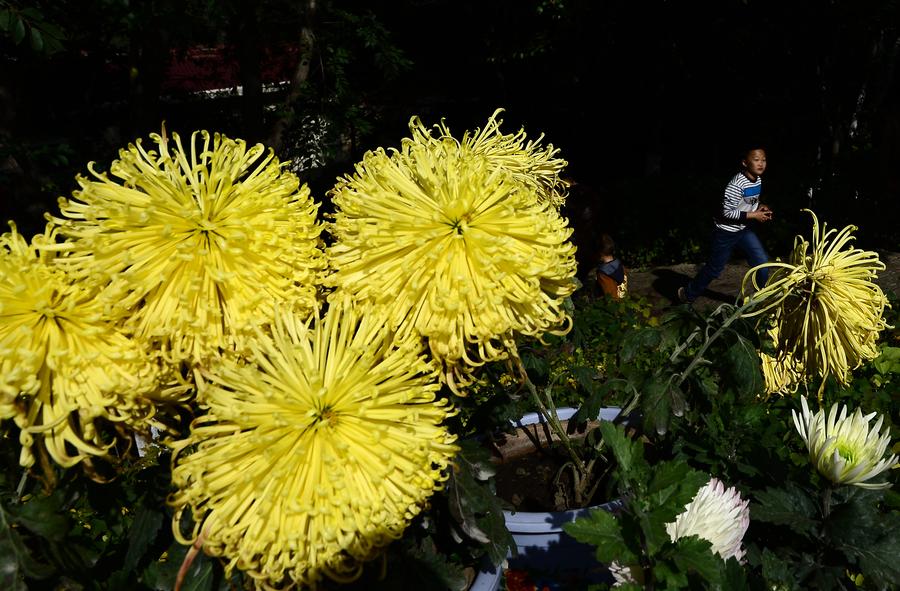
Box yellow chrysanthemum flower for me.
[49,129,325,364]
[169,299,458,589]
[793,396,898,489]
[407,109,569,208]
[0,223,165,468]
[760,327,804,396]
[744,210,888,395]
[327,123,577,390]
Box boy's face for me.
[742,149,767,179]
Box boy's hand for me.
[748,208,773,222]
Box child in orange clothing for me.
[593,233,627,299]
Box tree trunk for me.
[236,0,264,142]
[266,0,317,151]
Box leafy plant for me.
[564,422,748,590]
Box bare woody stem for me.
[514,357,588,475]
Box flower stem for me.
[516,358,587,475]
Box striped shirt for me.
[715,172,762,232]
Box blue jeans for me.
[684,227,769,301]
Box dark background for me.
[2,0,899,270]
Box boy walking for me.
[678,148,773,303]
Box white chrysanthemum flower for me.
[665,478,750,563]
[792,396,898,489]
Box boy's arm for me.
[720,182,746,221]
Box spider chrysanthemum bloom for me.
[327,127,577,390]
[407,109,568,208]
[49,129,325,364]
[169,299,459,589]
[744,210,888,395]
[760,327,804,396]
[0,223,164,468]
[792,396,897,489]
[665,478,750,563]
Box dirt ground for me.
[627,251,900,313]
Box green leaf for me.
[599,421,644,476]
[13,17,25,44]
[140,541,216,591]
[123,505,164,573]
[647,463,708,524]
[652,560,690,589]
[724,334,763,397]
[371,539,467,591]
[0,523,55,581]
[835,508,900,588]
[0,10,11,31]
[873,346,900,375]
[9,491,71,541]
[717,557,750,591]
[642,378,671,435]
[563,507,637,565]
[444,443,513,564]
[571,365,600,395]
[670,536,723,585]
[621,327,661,363]
[751,485,818,537]
[759,548,795,585]
[521,351,549,379]
[29,27,42,52]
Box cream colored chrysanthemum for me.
[792,396,897,489]
[0,223,165,468]
[666,478,750,563]
[744,210,889,395]
[49,129,325,364]
[327,127,577,390]
[407,109,568,208]
[169,299,459,589]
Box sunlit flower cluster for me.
[0,223,165,468]
[327,115,577,390]
[793,396,897,489]
[169,300,458,589]
[745,210,888,395]
[407,108,569,207]
[49,129,325,364]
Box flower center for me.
[312,404,339,428]
[835,442,855,463]
[449,213,473,235]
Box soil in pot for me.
[488,414,616,512]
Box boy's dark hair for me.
[599,233,616,257]
[740,144,766,162]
